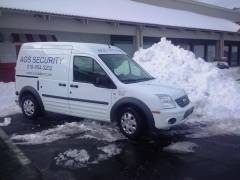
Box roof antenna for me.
[107,39,111,48]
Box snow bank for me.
[163,141,198,153]
[0,82,20,117]
[134,38,240,121]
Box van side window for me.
[73,56,94,83]
[93,61,106,76]
[73,56,111,85]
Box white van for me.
[15,42,194,139]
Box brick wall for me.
[0,63,16,82]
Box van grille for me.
[175,95,190,107]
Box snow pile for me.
[163,141,198,153]
[134,38,240,121]
[0,117,11,127]
[0,82,20,117]
[55,149,90,169]
[223,67,240,81]
[11,120,124,145]
[55,144,121,169]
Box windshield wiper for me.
[134,77,155,82]
[121,77,155,83]
[121,79,139,83]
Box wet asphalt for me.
[1,113,240,180]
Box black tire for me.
[117,106,145,140]
[21,94,41,120]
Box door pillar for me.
[135,25,143,51]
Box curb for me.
[0,127,44,180]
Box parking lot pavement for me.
[1,113,240,180]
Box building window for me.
[0,33,4,42]
[207,45,216,62]
[194,45,205,59]
[179,44,191,51]
[143,43,154,49]
[115,42,134,57]
[11,33,21,43]
[231,46,238,66]
[39,35,48,42]
[143,37,160,49]
[25,34,34,42]
[111,36,134,57]
[224,46,229,59]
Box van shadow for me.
[66,131,194,180]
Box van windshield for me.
[99,54,154,84]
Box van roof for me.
[21,42,126,55]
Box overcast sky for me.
[195,0,240,9]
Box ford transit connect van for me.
[15,42,194,139]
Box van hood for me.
[128,80,185,99]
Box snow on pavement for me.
[55,149,90,169]
[55,144,121,169]
[11,120,125,145]
[0,117,11,127]
[186,118,240,138]
[76,121,125,142]
[163,141,198,153]
[94,144,122,162]
[11,121,87,144]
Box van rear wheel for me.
[21,95,41,119]
[118,107,144,140]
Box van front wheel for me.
[21,95,40,120]
[118,107,144,140]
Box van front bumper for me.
[152,103,194,129]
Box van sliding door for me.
[39,49,71,114]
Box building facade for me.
[0,0,240,82]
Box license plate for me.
[183,107,194,119]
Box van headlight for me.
[156,95,176,109]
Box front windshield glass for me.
[99,54,154,84]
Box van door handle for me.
[70,84,78,88]
[58,83,66,87]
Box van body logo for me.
[19,55,65,76]
[20,56,64,65]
